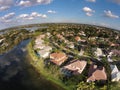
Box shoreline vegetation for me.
[26,41,71,90]
[1,23,120,90]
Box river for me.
[0,39,64,90]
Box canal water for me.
[0,39,64,90]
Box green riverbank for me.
[26,41,74,90]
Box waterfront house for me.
[62,60,87,75]
[38,50,50,58]
[34,43,45,50]
[50,52,68,66]
[34,34,52,58]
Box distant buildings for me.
[75,36,86,42]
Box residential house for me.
[110,65,120,82]
[62,60,87,75]
[78,49,84,56]
[37,50,50,58]
[46,32,51,37]
[78,31,86,36]
[34,34,52,58]
[57,34,69,43]
[75,36,86,43]
[111,50,120,56]
[87,64,107,82]
[50,52,68,66]
[115,35,119,40]
[37,46,52,58]
[44,46,52,51]
[0,38,4,44]
[88,37,97,41]
[110,43,119,47]
[94,48,105,57]
[75,36,81,42]
[34,43,45,50]
[67,42,74,49]
[0,38,4,43]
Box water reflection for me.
[0,39,64,90]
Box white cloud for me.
[18,0,52,7]
[18,0,31,7]
[42,14,47,18]
[18,14,29,18]
[86,12,93,16]
[83,7,94,12]
[0,0,14,11]
[0,12,15,23]
[86,0,96,2]
[47,10,56,14]
[104,10,119,18]
[2,12,15,20]
[18,12,47,20]
[31,12,42,17]
[83,7,95,16]
[0,6,10,11]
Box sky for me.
[0,0,120,30]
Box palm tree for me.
[100,85,107,90]
[77,81,88,90]
[89,82,95,90]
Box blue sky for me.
[0,0,120,30]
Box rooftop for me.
[87,64,107,82]
[63,60,87,74]
[50,52,68,66]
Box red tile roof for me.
[87,64,107,82]
[50,52,68,66]
[75,36,81,41]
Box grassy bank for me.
[26,41,73,90]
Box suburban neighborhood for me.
[1,23,120,90]
[28,23,120,90]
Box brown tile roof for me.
[50,52,68,66]
[110,43,119,47]
[75,36,81,41]
[64,60,87,74]
[87,64,107,82]
[75,36,86,42]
